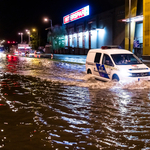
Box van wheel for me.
[112,74,119,82]
[87,69,92,74]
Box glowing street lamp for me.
[18,32,23,43]
[32,28,36,32]
[44,18,52,30]
[25,29,30,44]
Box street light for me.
[32,28,36,32]
[44,18,53,30]
[44,18,53,54]
[25,29,30,44]
[18,32,23,43]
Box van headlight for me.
[119,69,132,77]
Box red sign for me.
[63,5,89,24]
[64,15,70,24]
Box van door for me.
[93,53,102,77]
[100,54,114,80]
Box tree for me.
[30,29,39,50]
[47,25,66,51]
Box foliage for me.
[30,31,39,50]
[47,25,66,50]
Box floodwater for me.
[1,54,150,149]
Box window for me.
[102,54,114,66]
[94,53,101,63]
[111,54,142,65]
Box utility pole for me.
[129,0,131,51]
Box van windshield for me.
[111,54,142,65]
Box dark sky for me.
[0,0,124,42]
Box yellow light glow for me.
[32,28,36,32]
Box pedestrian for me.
[51,54,53,59]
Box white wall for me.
[90,30,97,48]
[84,31,89,49]
[97,28,105,48]
[69,35,72,47]
[73,33,77,47]
[78,32,82,48]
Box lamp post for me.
[26,29,30,44]
[18,32,23,43]
[44,18,53,30]
[44,17,53,54]
[129,0,131,51]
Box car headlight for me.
[119,69,132,77]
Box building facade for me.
[62,5,125,55]
[48,0,149,57]
[125,0,143,57]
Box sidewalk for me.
[142,55,150,64]
[142,60,150,64]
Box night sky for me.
[0,0,124,43]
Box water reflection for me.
[53,54,87,64]
[0,55,150,149]
[88,88,150,149]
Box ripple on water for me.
[1,57,150,149]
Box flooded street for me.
[1,54,150,149]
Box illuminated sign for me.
[63,5,89,24]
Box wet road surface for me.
[0,54,150,149]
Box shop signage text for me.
[63,5,89,24]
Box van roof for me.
[88,48,133,55]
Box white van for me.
[86,46,150,82]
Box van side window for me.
[102,54,114,66]
[94,53,101,63]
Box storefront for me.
[123,15,143,57]
[63,5,125,55]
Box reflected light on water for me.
[117,90,132,114]
[1,56,150,149]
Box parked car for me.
[86,46,150,82]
